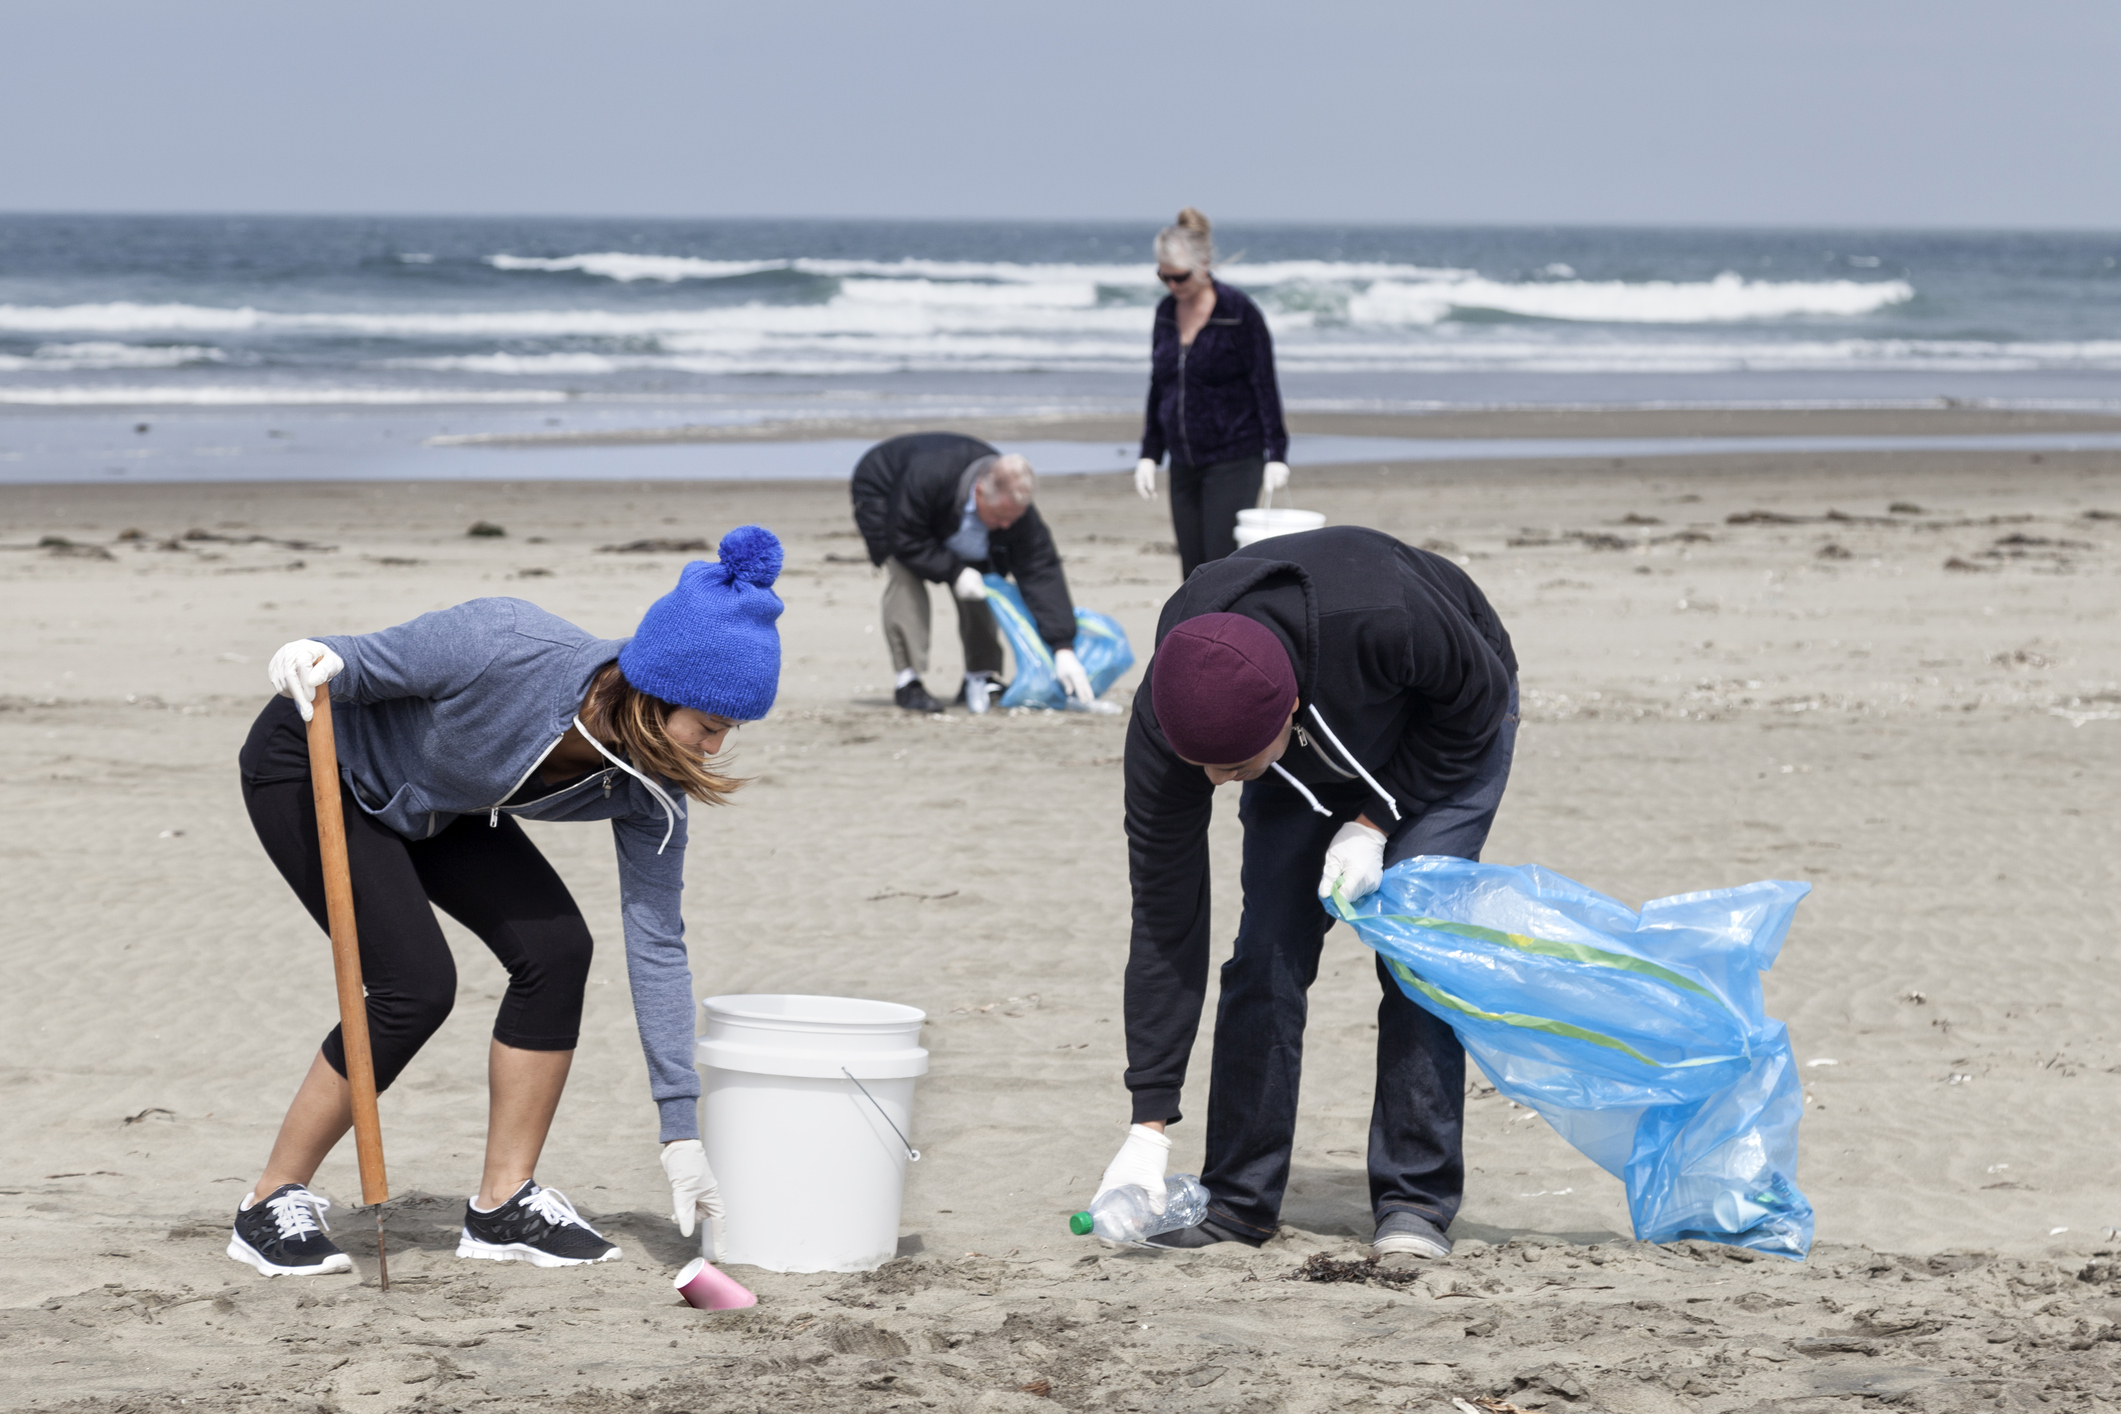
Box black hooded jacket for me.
[1120,527,1517,1121]
[848,432,1077,649]
[1139,280,1289,470]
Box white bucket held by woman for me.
[696,994,928,1273]
[1233,507,1326,549]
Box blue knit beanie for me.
[619,526,785,720]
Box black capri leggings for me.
[239,698,593,1092]
[1169,455,1265,581]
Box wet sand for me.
[424,405,2121,449]
[4,423,2120,1412]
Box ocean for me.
[2,215,2117,481]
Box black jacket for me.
[1120,528,1517,1120]
[1139,280,1289,470]
[848,432,1077,650]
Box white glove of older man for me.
[953,566,987,601]
[661,1139,727,1259]
[1318,819,1388,903]
[1133,458,1158,499]
[1263,461,1290,495]
[1094,1124,1172,1214]
[267,639,344,722]
[1053,647,1094,703]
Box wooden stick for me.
[307,685,391,1292]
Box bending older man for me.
[850,432,1090,713]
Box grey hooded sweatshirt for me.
[317,597,700,1141]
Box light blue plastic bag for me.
[1328,857,1813,1257]
[981,574,1136,710]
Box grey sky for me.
[5,1,2118,227]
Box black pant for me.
[1199,684,1519,1239]
[239,699,594,1091]
[1169,456,1264,580]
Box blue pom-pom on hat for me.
[712,523,783,587]
[620,525,785,720]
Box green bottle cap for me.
[1069,1211,1094,1236]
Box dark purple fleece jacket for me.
[1139,279,1290,470]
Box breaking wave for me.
[0,341,225,371]
[0,385,569,406]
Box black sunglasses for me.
[1157,269,1195,286]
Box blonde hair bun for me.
[1156,209,1216,272]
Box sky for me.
[4,1,2119,228]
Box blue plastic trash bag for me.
[1327,857,1813,1257]
[982,574,1135,710]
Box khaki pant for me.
[881,556,1005,679]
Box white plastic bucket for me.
[1233,507,1326,548]
[695,994,928,1273]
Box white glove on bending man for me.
[1263,461,1290,495]
[660,1139,727,1260]
[952,566,987,601]
[1052,647,1094,703]
[1318,819,1387,903]
[1094,1123,1172,1214]
[1133,458,1159,499]
[267,639,344,722]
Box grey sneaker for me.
[1372,1210,1452,1259]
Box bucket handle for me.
[842,1068,920,1162]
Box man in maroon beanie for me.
[1095,526,1518,1258]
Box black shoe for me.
[227,1183,354,1276]
[1145,1216,1267,1250]
[895,680,946,714]
[456,1181,620,1267]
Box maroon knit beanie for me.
[1152,613,1298,764]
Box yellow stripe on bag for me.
[1380,958,1661,1067]
[980,582,1055,672]
[1333,886,1747,1068]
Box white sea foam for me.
[1349,272,1913,325]
[0,385,570,406]
[0,303,265,333]
[489,253,788,282]
[486,252,1470,287]
[0,341,225,371]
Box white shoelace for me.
[263,1188,331,1241]
[523,1185,592,1232]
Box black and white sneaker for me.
[456,1181,619,1267]
[227,1183,354,1276]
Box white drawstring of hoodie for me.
[572,716,685,854]
[1267,704,1403,824]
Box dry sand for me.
[4,417,2120,1412]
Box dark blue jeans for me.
[1200,683,1518,1239]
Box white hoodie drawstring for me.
[1269,762,1333,817]
[1307,704,1402,823]
[573,715,684,853]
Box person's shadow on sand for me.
[1278,1163,1625,1247]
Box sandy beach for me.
[4,411,2119,1412]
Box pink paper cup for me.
[674,1257,756,1311]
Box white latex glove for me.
[1263,461,1290,494]
[1094,1124,1172,1214]
[1134,458,1158,499]
[660,1139,727,1260]
[1318,819,1388,903]
[1053,647,1093,702]
[953,566,987,601]
[267,639,344,722]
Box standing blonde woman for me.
[1133,208,1291,579]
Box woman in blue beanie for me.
[224,526,784,1278]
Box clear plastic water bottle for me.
[1068,1174,1210,1245]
